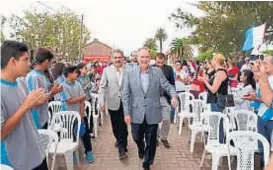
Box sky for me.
[0,0,205,56]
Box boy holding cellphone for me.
[1,41,49,169]
[60,66,95,163]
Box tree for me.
[143,38,158,51]
[196,49,213,62]
[1,15,7,43]
[155,28,167,53]
[169,1,273,57]
[170,38,193,60]
[8,9,91,61]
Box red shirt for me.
[227,66,240,76]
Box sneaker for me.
[86,151,95,163]
[161,139,171,148]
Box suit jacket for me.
[152,64,175,104]
[122,66,177,124]
[99,65,126,110]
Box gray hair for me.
[138,47,150,53]
[264,54,273,63]
[112,49,124,57]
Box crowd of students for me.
[1,40,273,169]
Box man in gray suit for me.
[122,47,178,170]
[99,49,128,159]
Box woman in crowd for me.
[202,54,228,143]
[227,60,240,88]
[234,70,256,110]
[77,63,94,135]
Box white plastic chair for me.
[233,110,258,132]
[38,129,58,170]
[48,101,62,126]
[199,112,236,170]
[188,99,210,153]
[198,91,208,102]
[85,100,99,137]
[49,111,81,170]
[178,92,195,135]
[91,93,103,126]
[227,131,270,170]
[0,165,14,170]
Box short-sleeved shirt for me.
[1,79,45,170]
[54,75,65,101]
[258,75,273,120]
[60,80,85,112]
[25,69,51,128]
[77,75,92,100]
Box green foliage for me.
[1,15,7,43]
[196,49,213,62]
[169,1,273,57]
[155,28,167,53]
[263,50,273,55]
[8,10,90,61]
[170,38,193,60]
[143,38,158,51]
[150,49,157,59]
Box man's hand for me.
[100,104,105,113]
[23,88,47,109]
[124,115,131,125]
[171,97,178,108]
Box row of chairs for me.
[175,91,270,170]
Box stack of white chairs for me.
[199,112,236,170]
[85,100,99,138]
[48,101,62,126]
[49,111,81,170]
[233,110,258,132]
[177,92,195,135]
[198,91,210,111]
[38,129,58,170]
[188,99,210,153]
[227,131,269,170]
[90,93,103,126]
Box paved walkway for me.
[55,116,230,170]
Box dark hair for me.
[155,53,166,60]
[182,60,188,66]
[77,63,86,75]
[112,49,124,57]
[53,63,65,78]
[242,70,256,90]
[63,66,78,78]
[1,40,28,69]
[35,48,54,64]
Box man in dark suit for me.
[153,53,175,148]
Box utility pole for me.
[79,14,84,61]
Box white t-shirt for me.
[175,70,188,92]
[258,75,273,120]
[240,63,251,72]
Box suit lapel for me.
[146,67,152,95]
[111,65,120,88]
[136,69,145,95]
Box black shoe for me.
[161,139,171,148]
[119,151,127,159]
[138,150,144,159]
[156,140,159,147]
[125,148,128,152]
[143,166,150,170]
[115,141,118,147]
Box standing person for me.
[153,53,175,148]
[240,57,251,72]
[174,61,188,93]
[60,66,95,163]
[1,40,49,169]
[25,48,62,129]
[201,54,228,143]
[122,47,178,170]
[77,63,94,135]
[227,60,240,88]
[99,49,129,159]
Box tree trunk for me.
[159,39,162,53]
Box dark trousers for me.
[210,103,225,143]
[73,117,92,153]
[87,99,94,133]
[131,118,158,168]
[108,102,128,154]
[32,158,48,170]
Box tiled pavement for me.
[54,117,234,170]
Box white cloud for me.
[1,0,204,56]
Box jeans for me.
[210,103,225,144]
